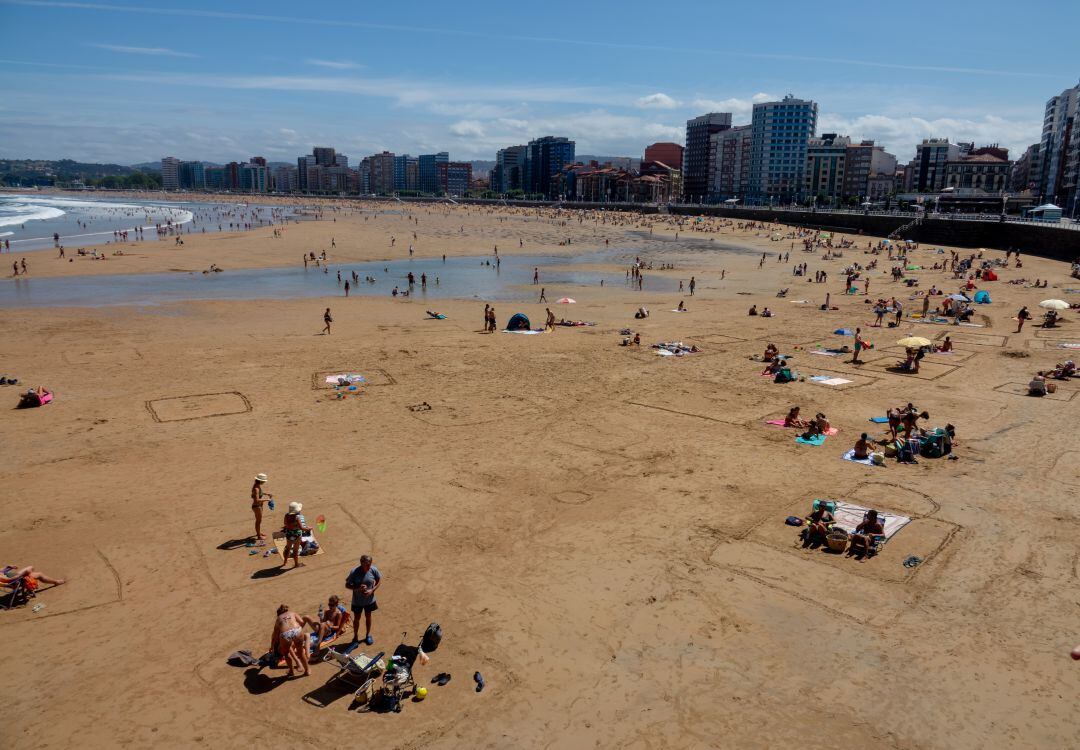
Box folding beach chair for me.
[322,648,385,699]
[1,567,33,610]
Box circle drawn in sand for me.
[554,490,592,505]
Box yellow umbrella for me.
[897,336,933,348]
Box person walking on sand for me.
[546,307,555,331]
[1016,305,1031,332]
[539,287,547,302]
[689,276,696,296]
[346,555,381,645]
[533,267,539,285]
[251,472,272,540]
[322,307,333,335]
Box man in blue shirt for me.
[345,555,381,645]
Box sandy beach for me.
[3,198,1079,749]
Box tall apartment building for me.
[492,145,528,194]
[393,154,419,191]
[418,152,449,194]
[273,165,298,193]
[843,141,896,200]
[436,161,473,197]
[178,160,206,190]
[682,113,731,202]
[909,139,960,192]
[296,155,316,192]
[1038,82,1080,216]
[1010,143,1040,192]
[313,147,337,167]
[160,157,180,190]
[526,136,576,198]
[366,151,395,194]
[747,96,817,204]
[804,134,850,203]
[709,124,751,200]
[239,163,269,193]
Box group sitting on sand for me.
[802,504,885,558]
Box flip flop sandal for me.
[431,673,451,686]
[474,671,485,692]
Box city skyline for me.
[1,0,1077,164]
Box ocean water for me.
[0,194,293,252]
[0,252,678,308]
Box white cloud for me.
[818,113,1041,160]
[449,120,486,138]
[306,59,361,70]
[91,43,197,58]
[689,92,778,119]
[636,93,679,109]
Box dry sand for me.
[3,199,1080,749]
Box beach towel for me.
[502,329,544,335]
[814,377,852,386]
[810,350,841,356]
[831,501,911,541]
[842,449,879,467]
[669,309,689,313]
[869,416,890,423]
[1056,343,1080,349]
[326,374,365,384]
[796,434,827,446]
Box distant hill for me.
[0,158,160,187]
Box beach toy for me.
[267,499,275,511]
[1072,646,1080,661]
[316,515,326,533]
[415,687,428,700]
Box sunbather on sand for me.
[1,565,65,588]
[271,604,311,677]
[849,511,884,556]
[784,406,805,428]
[804,504,834,541]
[312,594,350,646]
[853,433,871,460]
[800,413,829,440]
[764,343,779,362]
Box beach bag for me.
[870,452,885,466]
[774,367,794,384]
[421,622,443,653]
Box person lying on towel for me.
[426,311,446,319]
[17,386,52,408]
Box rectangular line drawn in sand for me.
[312,368,395,389]
[146,392,252,422]
[992,382,1077,401]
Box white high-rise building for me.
[1038,81,1080,216]
[747,95,818,204]
[160,156,180,191]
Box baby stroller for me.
[366,623,442,714]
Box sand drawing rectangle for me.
[992,382,1077,401]
[937,331,1007,347]
[146,392,252,422]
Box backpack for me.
[421,622,443,653]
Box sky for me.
[0,0,1077,166]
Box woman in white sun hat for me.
[251,473,273,541]
[281,502,310,569]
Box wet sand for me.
[2,199,1079,749]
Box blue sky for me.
[0,0,1077,165]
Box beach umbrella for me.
[834,328,854,336]
[897,336,933,348]
[1040,299,1069,310]
[557,297,576,304]
[947,293,970,301]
